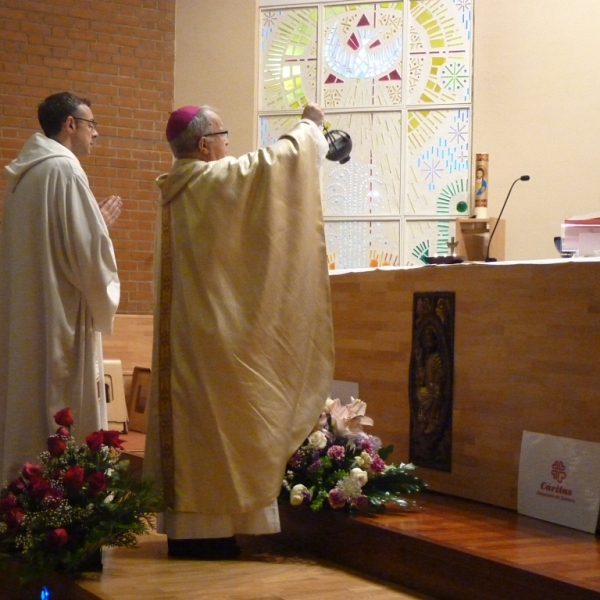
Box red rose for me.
[86,430,104,452]
[0,494,19,512]
[53,407,74,428]
[55,426,70,438]
[4,507,25,532]
[45,528,68,550]
[7,478,26,495]
[87,472,107,496]
[44,488,64,509]
[47,435,67,457]
[103,430,124,449]
[21,462,43,481]
[30,479,53,499]
[62,465,85,490]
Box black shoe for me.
[167,537,241,560]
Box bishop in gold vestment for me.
[143,104,334,556]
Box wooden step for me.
[277,491,600,600]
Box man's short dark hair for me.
[38,92,91,137]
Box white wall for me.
[473,1,600,259]
[174,0,257,159]
[176,0,600,260]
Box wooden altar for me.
[329,258,600,510]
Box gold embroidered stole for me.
[157,202,175,508]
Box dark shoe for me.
[167,537,241,560]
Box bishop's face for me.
[200,111,229,162]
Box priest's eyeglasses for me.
[203,130,228,140]
[74,117,98,130]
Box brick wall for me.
[0,0,176,313]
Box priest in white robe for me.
[0,92,121,485]
[144,103,334,559]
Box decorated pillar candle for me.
[474,153,488,219]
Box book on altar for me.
[564,211,600,225]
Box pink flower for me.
[45,528,68,550]
[327,487,346,509]
[55,426,70,438]
[47,435,67,457]
[53,407,74,428]
[63,465,85,490]
[103,430,124,449]
[86,431,104,452]
[327,445,345,460]
[87,472,107,496]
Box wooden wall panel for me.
[330,261,600,510]
[102,314,153,374]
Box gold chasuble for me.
[144,121,334,516]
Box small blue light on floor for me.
[40,586,50,599]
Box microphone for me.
[485,175,531,262]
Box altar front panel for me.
[330,260,600,510]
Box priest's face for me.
[71,104,99,157]
[200,111,229,161]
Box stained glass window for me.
[259,0,473,269]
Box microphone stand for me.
[485,175,530,262]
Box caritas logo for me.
[537,460,574,499]
[551,460,567,483]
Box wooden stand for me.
[454,217,504,261]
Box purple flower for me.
[307,459,322,474]
[355,435,373,454]
[352,494,370,511]
[327,487,346,509]
[370,456,386,474]
[288,450,303,468]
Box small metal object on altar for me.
[426,237,465,265]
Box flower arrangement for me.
[0,408,162,583]
[281,398,426,513]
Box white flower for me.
[329,397,374,438]
[290,484,310,506]
[336,475,362,500]
[307,430,327,450]
[350,467,368,487]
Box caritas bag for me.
[518,431,600,533]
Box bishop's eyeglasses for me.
[202,130,228,140]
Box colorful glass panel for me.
[258,1,473,269]
[406,108,470,215]
[323,3,404,108]
[409,0,472,105]
[260,8,318,110]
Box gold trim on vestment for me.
[158,202,175,508]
